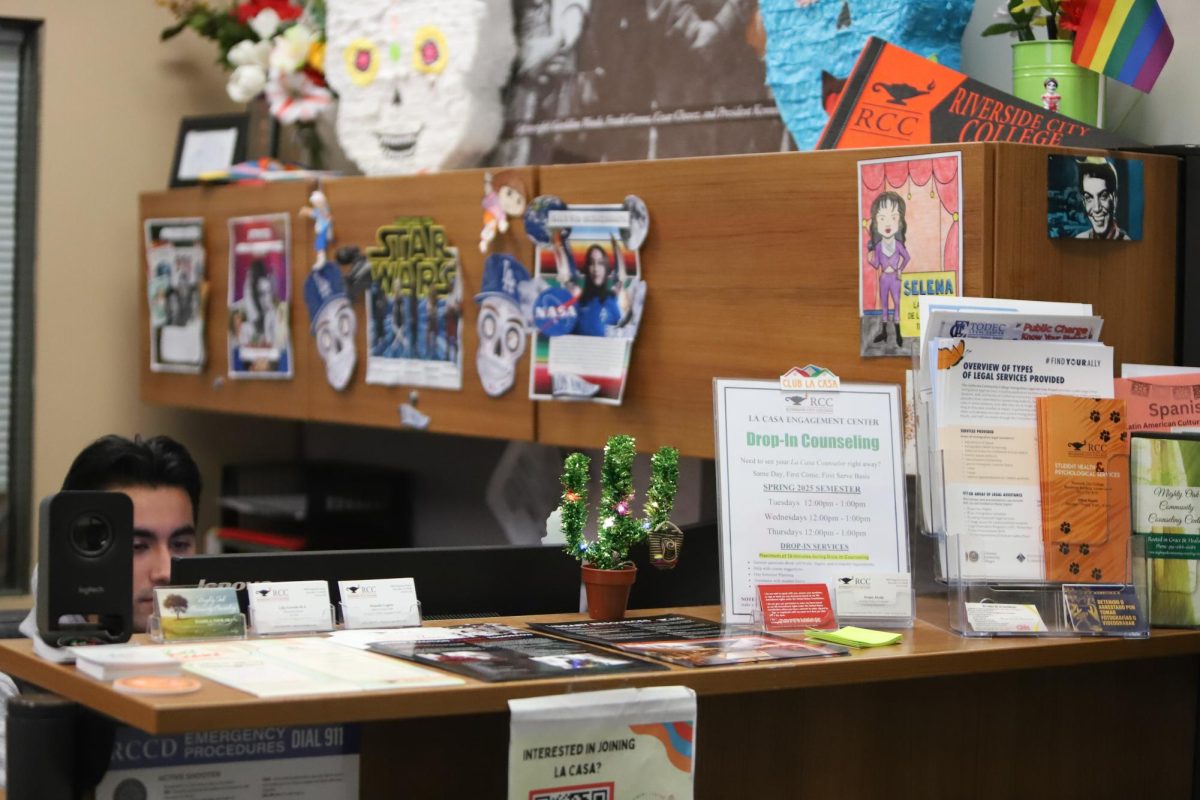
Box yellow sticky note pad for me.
[805,626,901,648]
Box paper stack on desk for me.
[71,645,182,682]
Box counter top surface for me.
[4,599,1199,734]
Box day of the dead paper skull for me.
[316,298,358,390]
[475,254,532,397]
[325,0,517,175]
[304,263,358,390]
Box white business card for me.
[964,602,1048,633]
[833,573,913,619]
[337,578,421,629]
[247,580,333,635]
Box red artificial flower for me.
[1058,0,1087,33]
[235,0,303,25]
[302,64,326,88]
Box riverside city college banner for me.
[714,375,910,625]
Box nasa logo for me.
[533,286,578,337]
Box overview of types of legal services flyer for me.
[715,380,908,624]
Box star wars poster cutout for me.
[1047,155,1144,241]
[525,195,649,404]
[228,214,293,379]
[364,216,463,389]
[858,152,962,358]
[145,217,206,373]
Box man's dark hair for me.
[1078,160,1118,195]
[61,435,201,522]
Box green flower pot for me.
[1012,40,1099,126]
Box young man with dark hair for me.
[0,434,201,787]
[47,434,201,633]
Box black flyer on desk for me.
[529,615,848,668]
[367,625,665,683]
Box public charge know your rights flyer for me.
[714,379,909,624]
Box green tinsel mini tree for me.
[558,434,680,570]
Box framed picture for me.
[169,114,249,187]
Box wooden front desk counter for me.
[2,601,1198,799]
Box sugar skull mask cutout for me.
[304,262,358,390]
[325,0,517,175]
[475,254,534,397]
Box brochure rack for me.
[945,534,1148,638]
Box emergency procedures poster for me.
[714,379,909,624]
[96,724,358,800]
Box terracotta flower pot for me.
[581,564,637,621]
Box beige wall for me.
[1,1,299,599]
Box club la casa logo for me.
[780,365,840,392]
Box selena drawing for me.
[858,152,963,357]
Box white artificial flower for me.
[249,8,282,40]
[269,23,316,74]
[228,39,271,69]
[265,68,332,124]
[227,64,267,103]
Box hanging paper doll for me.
[479,171,529,253]
[301,190,334,269]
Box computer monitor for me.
[171,521,721,619]
[172,544,582,618]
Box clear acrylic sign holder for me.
[713,375,915,630]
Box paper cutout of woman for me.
[866,190,910,347]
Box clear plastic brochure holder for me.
[148,585,248,644]
[945,534,1148,638]
[910,343,944,542]
[337,598,423,630]
[248,604,337,638]
[748,584,916,633]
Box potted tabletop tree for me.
[983,0,1096,124]
[557,435,680,621]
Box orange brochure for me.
[1036,396,1131,583]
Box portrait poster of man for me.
[1047,155,1144,241]
[857,152,963,358]
[497,0,790,166]
[145,217,206,373]
[227,214,292,379]
[364,217,464,390]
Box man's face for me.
[1082,175,1116,235]
[124,486,196,632]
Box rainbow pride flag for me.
[1072,0,1174,92]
